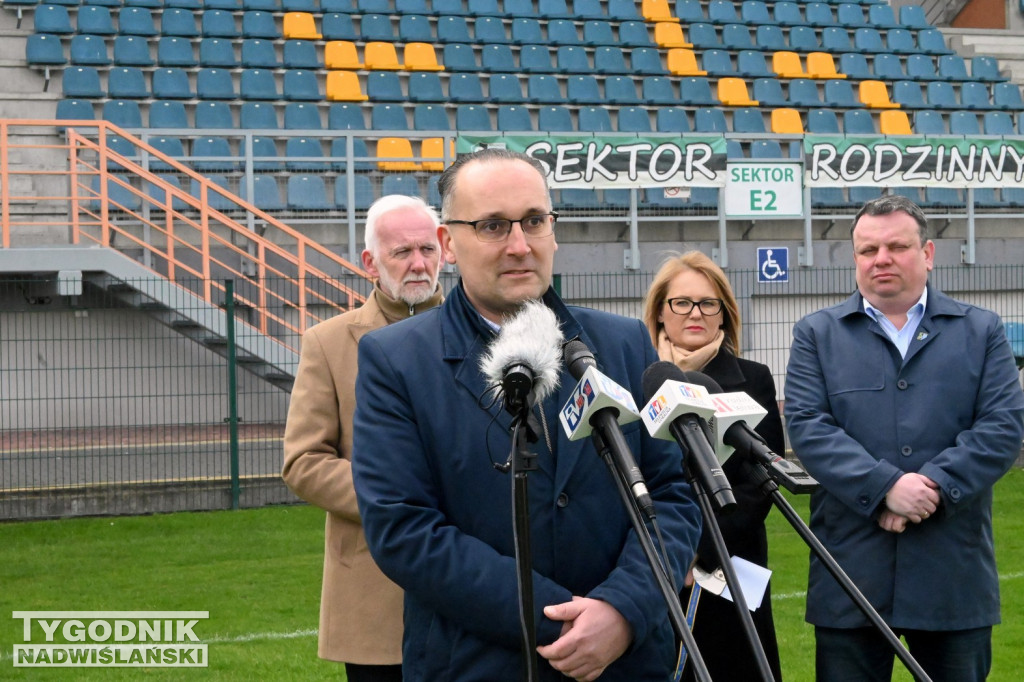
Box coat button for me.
[950,488,961,501]
[901,446,912,456]
[897,379,908,390]
[556,493,569,508]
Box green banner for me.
[456,134,729,188]
[804,135,1024,188]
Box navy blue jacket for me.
[352,284,701,681]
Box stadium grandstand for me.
[1,0,1023,518]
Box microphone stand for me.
[508,413,540,682]
[590,427,713,682]
[682,457,776,682]
[740,461,933,682]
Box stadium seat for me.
[917,29,954,56]
[618,106,652,132]
[364,42,401,70]
[285,137,328,170]
[376,137,420,171]
[898,5,931,29]
[240,69,278,100]
[982,111,1014,135]
[405,43,443,71]
[608,0,641,20]
[250,175,285,211]
[811,188,847,209]
[687,23,719,49]
[328,103,366,130]
[91,176,141,211]
[520,45,555,73]
[329,137,372,172]
[740,0,771,25]
[788,78,822,107]
[242,11,281,39]
[558,188,599,210]
[657,107,691,132]
[526,74,565,103]
[381,174,422,198]
[326,71,368,101]
[481,45,517,73]
[146,135,185,171]
[583,20,617,46]
[773,51,806,78]
[772,2,803,27]
[822,27,855,53]
[511,19,544,45]
[241,38,279,68]
[732,107,766,132]
[823,79,860,108]
[436,16,472,43]
[885,28,917,55]
[489,73,525,103]
[721,24,755,51]
[77,5,116,35]
[836,3,867,29]
[119,7,158,36]
[653,22,690,48]
[102,100,143,128]
[287,175,332,210]
[788,26,820,52]
[407,72,445,102]
[284,101,322,129]
[196,68,236,100]
[371,102,409,130]
[879,110,912,135]
[357,0,392,12]
[678,77,717,105]
[694,107,727,132]
[240,101,279,129]
[859,80,899,109]
[970,56,1007,82]
[620,21,655,47]
[245,135,282,170]
[993,82,1024,109]
[752,78,787,107]
[938,55,973,82]
[578,106,613,132]
[893,80,927,109]
[701,49,735,77]
[34,4,74,34]
[198,38,235,67]
[538,105,574,132]
[771,108,804,133]
[282,69,320,100]
[605,76,641,104]
[839,53,871,80]
[497,105,532,131]
[913,110,945,135]
[149,100,189,128]
[872,53,906,81]
[718,77,757,106]
[283,12,321,39]
[805,2,838,28]
[474,16,510,44]
[867,3,902,29]
[737,50,772,78]
[455,104,492,130]
[751,140,785,158]
[755,25,786,52]
[906,54,940,81]
[432,0,468,15]
[399,14,434,43]
[322,13,357,41]
[807,52,844,80]
[62,66,105,98]
[194,101,235,129]
[202,9,240,38]
[642,0,679,22]
[949,111,980,135]
[806,108,840,133]
[667,49,707,76]
[413,103,451,131]
[849,186,883,205]
[162,8,200,37]
[566,75,602,104]
[595,46,630,74]
[26,34,67,79]
[283,40,320,69]
[960,82,994,110]
[325,41,362,70]
[922,187,963,208]
[449,74,485,102]
[556,46,591,74]
[632,48,667,75]
[192,136,237,171]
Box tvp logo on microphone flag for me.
[641,381,716,440]
[559,365,640,441]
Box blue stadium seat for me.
[972,188,1001,207]
[811,188,847,209]
[849,186,882,205]
[381,174,421,199]
[982,111,1014,135]
[442,43,477,71]
[805,2,838,27]
[506,0,540,17]
[334,174,374,211]
[449,74,486,102]
[360,14,396,42]
[481,45,516,72]
[566,75,602,104]
[199,38,236,67]
[751,140,785,158]
[413,103,450,130]
[538,0,572,18]
[328,103,366,130]
[993,82,1024,109]
[736,50,771,77]
[455,104,492,130]
[558,188,599,210]
[91,176,141,211]
[538,105,574,131]
[701,49,735,77]
[329,136,372,171]
[193,68,233,100]
[119,7,158,36]
[77,5,116,35]
[208,0,242,9]
[146,135,185,171]
[899,4,931,29]
[926,81,958,109]
[474,16,510,44]
[822,26,854,53]
[656,107,691,132]
[203,9,240,38]
[806,108,840,133]
[497,105,533,131]
[917,28,953,56]
[147,100,187,128]
[467,0,502,15]
[102,100,143,128]
[913,110,946,134]
[949,111,979,135]
[922,187,963,208]
[852,27,884,53]
[709,0,740,24]
[823,79,860,108]
[245,135,282,170]
[285,137,327,171]
[520,45,555,73]
[436,16,472,43]
[772,2,803,28]
[839,53,871,80]
[572,0,605,19]
[547,19,582,45]
[673,0,703,23]
[511,18,544,44]
[112,36,154,66]
[938,55,972,81]
[162,8,199,37]
[397,0,430,13]
[556,45,590,74]
[960,82,994,110]
[282,0,317,9]
[244,0,276,6]
[287,175,332,210]
[240,101,279,129]
[873,53,906,80]
[191,136,237,171]
[358,0,390,12]
[970,56,1007,82]
[1002,187,1024,207]
[241,38,278,68]
[752,78,787,107]
[283,69,321,100]
[843,109,877,134]
[906,54,940,81]
[526,74,564,103]
[721,23,754,50]
[63,66,105,98]
[604,76,640,104]
[155,37,195,68]
[488,73,524,103]
[867,3,902,29]
[144,174,187,211]
[408,72,445,102]
[687,23,719,49]
[836,3,867,28]
[732,106,766,132]
[284,101,322,129]
[432,0,469,15]
[788,78,822,107]
[755,25,786,51]
[892,80,926,109]
[34,5,74,34]
[694,107,727,132]
[107,66,149,98]
[678,77,716,106]
[618,106,652,132]
[26,33,67,73]
[619,21,654,47]
[399,14,434,43]
[195,101,235,129]
[240,68,279,99]
[885,28,917,55]
[283,40,320,68]
[322,13,357,41]
[632,48,666,75]
[739,0,771,25]
[891,186,922,204]
[578,106,612,132]
[241,11,280,39]
[371,103,409,130]
[788,26,820,51]
[642,76,677,104]
[583,20,616,46]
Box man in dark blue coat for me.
[785,195,1024,681]
[352,148,701,681]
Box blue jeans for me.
[815,625,991,682]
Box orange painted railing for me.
[0,119,369,349]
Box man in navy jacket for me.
[352,148,701,681]
[785,195,1024,681]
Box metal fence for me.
[2,265,1023,520]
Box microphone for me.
[559,339,655,520]
[682,373,820,495]
[641,362,737,514]
[480,299,564,417]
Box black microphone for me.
[559,339,656,520]
[641,362,737,514]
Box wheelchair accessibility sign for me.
[758,248,788,283]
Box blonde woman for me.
[643,251,784,682]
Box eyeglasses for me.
[666,298,724,316]
[445,212,558,243]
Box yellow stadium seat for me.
[324,41,362,70]
[772,51,805,78]
[879,109,912,135]
[364,41,401,70]
[667,48,707,76]
[806,52,845,79]
[654,22,691,48]
[421,137,455,171]
[859,80,900,109]
[376,137,421,171]
[404,42,443,71]
[642,0,679,22]
[771,108,804,134]
[282,12,321,40]
[326,70,368,101]
[717,77,758,106]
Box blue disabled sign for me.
[758,247,788,283]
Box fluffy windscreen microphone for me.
[480,299,564,415]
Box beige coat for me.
[282,286,442,664]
